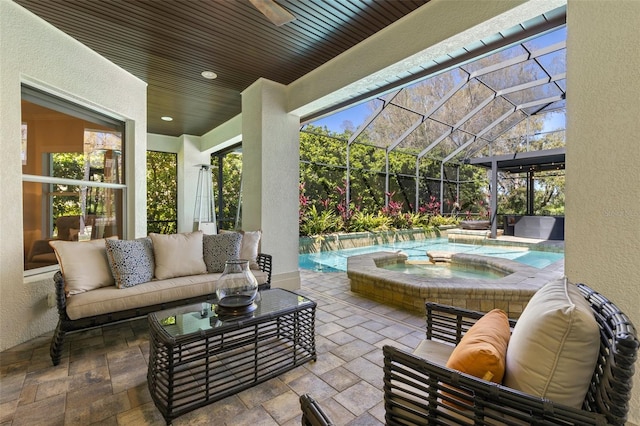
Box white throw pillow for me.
[149,231,207,279]
[50,238,116,295]
[503,277,599,408]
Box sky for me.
[310,98,565,135]
[308,27,567,137]
[310,103,373,133]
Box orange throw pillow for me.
[445,309,511,383]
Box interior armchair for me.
[25,215,97,269]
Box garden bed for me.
[299,228,441,254]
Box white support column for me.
[242,79,301,290]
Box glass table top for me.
[150,288,314,339]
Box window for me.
[212,145,243,231]
[147,151,177,234]
[22,86,125,273]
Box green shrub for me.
[429,215,460,227]
[299,205,339,236]
[347,211,391,232]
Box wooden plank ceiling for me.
[15,0,429,137]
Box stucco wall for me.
[0,0,147,351]
[565,1,640,422]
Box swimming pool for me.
[298,238,563,272]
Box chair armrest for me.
[52,271,69,320]
[300,394,334,426]
[257,253,272,289]
[426,302,517,345]
[383,345,607,425]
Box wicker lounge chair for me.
[300,282,638,425]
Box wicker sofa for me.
[48,230,271,365]
[301,281,638,426]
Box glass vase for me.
[216,259,258,314]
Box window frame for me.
[21,85,127,276]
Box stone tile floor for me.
[0,270,427,425]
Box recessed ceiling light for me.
[201,70,217,80]
[161,116,173,121]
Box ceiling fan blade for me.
[248,0,295,27]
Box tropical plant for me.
[346,211,391,233]
[147,151,177,233]
[51,153,84,218]
[299,205,340,236]
[212,152,244,230]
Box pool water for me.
[298,238,563,272]
[383,262,506,280]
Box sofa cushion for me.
[149,231,207,279]
[66,273,218,320]
[222,229,261,269]
[503,277,600,408]
[446,309,511,384]
[65,270,270,320]
[105,238,155,288]
[203,232,242,273]
[49,238,116,295]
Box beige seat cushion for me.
[66,269,269,320]
[503,277,600,408]
[413,339,455,365]
[149,231,207,279]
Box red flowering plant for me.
[380,192,408,229]
[423,195,441,216]
[298,183,459,237]
[299,183,339,236]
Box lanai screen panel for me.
[353,103,422,149]
[398,119,452,156]
[304,24,566,213]
[373,26,567,163]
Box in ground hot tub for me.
[347,251,562,318]
[382,261,507,280]
[381,250,509,280]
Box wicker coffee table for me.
[147,289,317,424]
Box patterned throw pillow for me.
[221,229,262,269]
[203,233,242,273]
[105,238,155,288]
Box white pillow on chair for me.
[503,277,599,408]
